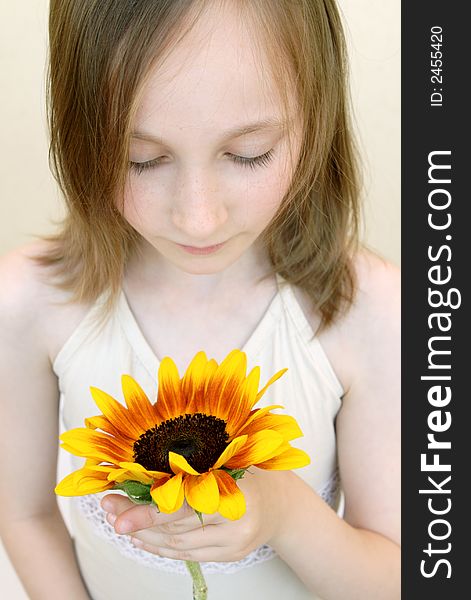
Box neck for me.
[124,237,273,303]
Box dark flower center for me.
[133,413,230,474]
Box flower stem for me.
[185,560,208,600]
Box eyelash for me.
[129,149,274,175]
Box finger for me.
[112,501,196,534]
[130,539,246,563]
[156,510,226,535]
[101,494,226,534]
[130,522,225,550]
[101,493,134,515]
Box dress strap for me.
[275,273,315,341]
[275,273,344,398]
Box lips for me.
[177,241,227,255]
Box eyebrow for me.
[131,117,288,144]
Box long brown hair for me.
[32,0,360,331]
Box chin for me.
[158,244,246,274]
[171,256,237,275]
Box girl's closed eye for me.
[129,148,275,175]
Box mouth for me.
[176,240,228,255]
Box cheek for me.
[120,178,162,227]
[241,162,293,224]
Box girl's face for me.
[122,3,302,275]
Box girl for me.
[0,0,400,598]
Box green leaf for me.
[113,480,152,504]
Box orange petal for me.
[85,415,129,439]
[242,366,261,408]
[205,350,249,423]
[239,413,303,442]
[121,375,159,430]
[156,357,184,420]
[203,359,219,394]
[151,473,184,513]
[213,470,246,520]
[184,471,219,514]
[116,461,170,484]
[256,447,311,470]
[224,366,262,437]
[59,428,133,463]
[90,386,142,439]
[234,404,285,437]
[181,357,221,415]
[180,351,209,413]
[224,430,286,469]
[212,435,248,469]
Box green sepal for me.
[113,480,152,504]
[194,510,205,526]
[221,467,247,481]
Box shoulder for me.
[351,247,400,319]
[0,241,49,332]
[343,247,400,350]
[0,240,88,362]
[293,247,400,337]
[299,247,400,394]
[342,247,400,387]
[0,243,56,388]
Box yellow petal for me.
[212,435,248,469]
[59,428,133,463]
[151,473,184,513]
[169,452,200,476]
[224,366,262,437]
[55,466,114,496]
[90,386,142,438]
[85,415,127,439]
[156,357,183,420]
[55,471,84,496]
[224,430,285,469]
[234,404,285,436]
[242,366,261,409]
[213,470,246,520]
[261,414,303,441]
[254,368,288,403]
[205,350,247,420]
[240,413,303,442]
[180,351,209,413]
[107,468,130,483]
[203,359,219,394]
[74,476,115,495]
[112,461,169,485]
[121,375,159,430]
[256,447,311,470]
[184,471,219,514]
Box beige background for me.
[0,1,400,597]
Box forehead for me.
[133,2,293,138]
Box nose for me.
[171,168,228,242]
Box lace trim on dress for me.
[73,470,340,575]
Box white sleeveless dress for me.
[54,274,344,600]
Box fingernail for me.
[106,512,117,526]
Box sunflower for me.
[56,349,310,520]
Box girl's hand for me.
[100,467,290,563]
